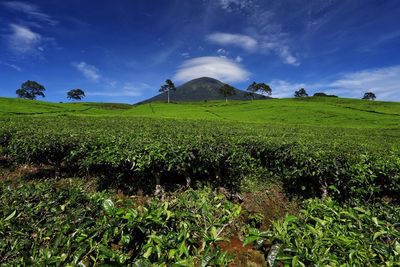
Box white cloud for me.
[258,35,300,66]
[328,65,400,100]
[268,79,307,98]
[174,56,250,83]
[72,62,101,82]
[267,65,400,101]
[87,82,151,97]
[207,33,258,51]
[2,1,57,25]
[276,46,299,66]
[7,24,42,54]
[207,32,299,66]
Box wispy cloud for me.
[268,65,400,101]
[217,0,254,12]
[260,40,300,66]
[207,33,258,51]
[216,48,228,55]
[328,65,400,100]
[207,31,299,66]
[72,62,101,82]
[268,79,307,98]
[174,56,250,83]
[235,55,243,62]
[0,61,22,71]
[2,1,58,26]
[3,1,58,57]
[6,24,42,54]
[87,82,151,97]
[181,52,190,58]
[358,30,400,53]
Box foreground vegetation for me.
[246,198,400,266]
[1,180,398,266]
[0,97,399,265]
[0,180,241,266]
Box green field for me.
[2,96,400,128]
[1,97,399,266]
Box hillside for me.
[140,77,269,103]
[1,96,400,129]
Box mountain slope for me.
[140,77,269,103]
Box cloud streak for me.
[0,61,22,71]
[72,62,101,82]
[86,82,151,98]
[207,32,299,66]
[174,56,250,83]
[207,33,258,51]
[2,1,58,25]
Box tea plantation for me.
[0,97,399,266]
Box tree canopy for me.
[219,84,236,102]
[246,82,272,100]
[362,92,376,100]
[67,89,85,101]
[159,79,176,103]
[294,88,308,98]
[16,80,45,100]
[313,92,338,98]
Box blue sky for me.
[1,0,400,103]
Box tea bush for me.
[0,180,242,266]
[245,198,400,266]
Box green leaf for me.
[372,217,379,226]
[102,199,115,214]
[243,235,260,246]
[143,247,152,258]
[4,210,16,221]
[373,231,387,241]
[285,215,298,224]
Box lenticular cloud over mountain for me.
[174,56,250,83]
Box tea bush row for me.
[0,116,399,201]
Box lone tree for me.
[246,82,272,100]
[294,88,308,97]
[219,84,236,103]
[362,92,376,100]
[16,80,45,100]
[159,79,176,103]
[67,89,85,101]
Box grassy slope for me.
[1,96,400,129]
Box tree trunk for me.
[55,163,61,180]
[154,175,164,200]
[225,97,227,103]
[167,90,170,103]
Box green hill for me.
[1,96,400,129]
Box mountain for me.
[139,77,270,103]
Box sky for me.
[1,0,400,103]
